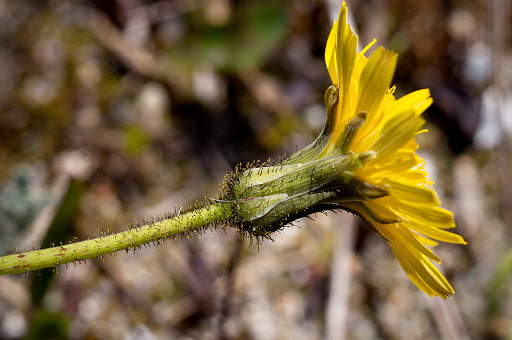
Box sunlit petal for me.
[323,1,465,298]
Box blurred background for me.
[0,0,511,339]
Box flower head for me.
[228,1,465,299]
[315,1,466,298]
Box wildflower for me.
[228,1,465,298]
[319,1,467,298]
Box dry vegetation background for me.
[0,0,511,339]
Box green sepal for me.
[235,194,288,222]
[233,153,355,199]
[247,192,337,235]
[280,85,340,165]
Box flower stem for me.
[0,202,233,275]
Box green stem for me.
[0,202,233,275]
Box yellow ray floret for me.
[324,1,466,298]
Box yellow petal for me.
[336,3,358,104]
[363,150,419,176]
[325,20,338,85]
[370,114,426,159]
[400,219,467,244]
[417,235,439,247]
[355,47,397,119]
[384,178,438,204]
[393,88,433,117]
[377,223,455,298]
[394,201,455,227]
[391,223,440,262]
[325,1,358,92]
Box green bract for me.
[224,91,390,237]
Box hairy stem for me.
[0,202,233,275]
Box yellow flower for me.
[320,1,466,298]
[229,1,465,299]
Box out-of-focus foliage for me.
[166,2,288,71]
[0,172,49,255]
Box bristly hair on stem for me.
[0,201,234,276]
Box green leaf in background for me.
[168,2,288,72]
[30,178,84,307]
[0,171,49,255]
[485,248,512,335]
[26,310,69,340]
[122,123,149,157]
